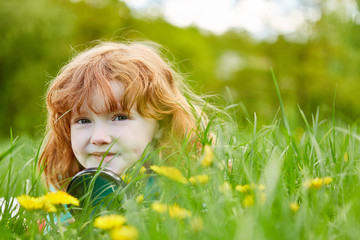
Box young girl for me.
[39,41,212,190]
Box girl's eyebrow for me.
[115,108,133,113]
[72,107,134,117]
[71,107,92,117]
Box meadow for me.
[1,0,359,238]
[1,80,360,240]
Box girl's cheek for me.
[71,130,86,150]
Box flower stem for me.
[56,213,66,240]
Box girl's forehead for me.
[72,81,127,115]
[107,80,125,99]
[73,102,124,116]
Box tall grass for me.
[1,95,360,239]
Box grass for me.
[1,85,360,239]
[1,110,360,239]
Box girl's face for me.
[70,81,159,175]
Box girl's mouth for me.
[91,153,117,162]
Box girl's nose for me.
[90,126,112,145]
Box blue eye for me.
[76,118,91,124]
[114,114,128,121]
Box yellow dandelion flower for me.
[110,225,139,240]
[136,194,144,204]
[311,177,323,189]
[235,184,251,193]
[201,145,214,167]
[93,214,126,230]
[151,202,168,214]
[189,175,209,185]
[17,195,44,210]
[259,192,266,205]
[290,202,300,213]
[344,152,348,163]
[140,166,146,174]
[42,200,57,213]
[150,165,188,184]
[304,177,333,189]
[190,216,203,232]
[219,181,232,193]
[243,195,254,207]
[17,195,58,212]
[121,174,132,184]
[168,204,192,220]
[323,177,333,185]
[44,191,79,206]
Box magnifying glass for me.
[66,168,126,217]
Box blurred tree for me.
[0,0,133,138]
[0,0,359,138]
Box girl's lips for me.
[91,152,115,155]
[90,153,117,162]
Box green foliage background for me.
[1,0,360,138]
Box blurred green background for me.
[1,0,360,139]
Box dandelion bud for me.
[201,145,214,167]
[290,202,300,213]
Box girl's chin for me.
[93,163,125,175]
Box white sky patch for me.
[123,0,357,38]
[326,0,360,23]
[162,0,234,32]
[122,0,154,9]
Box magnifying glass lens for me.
[67,168,125,217]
